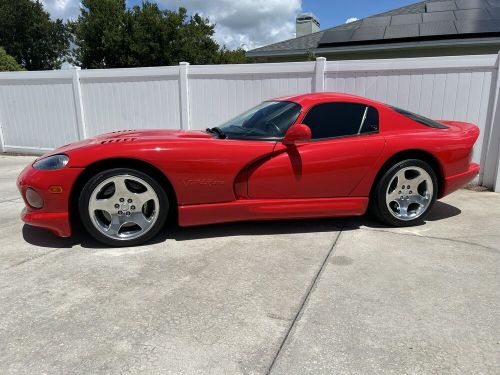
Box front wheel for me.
[371,159,437,226]
[79,168,169,247]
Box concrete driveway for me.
[0,155,499,374]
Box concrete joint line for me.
[266,222,345,374]
[362,227,500,254]
[3,247,63,272]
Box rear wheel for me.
[79,168,169,247]
[372,159,437,226]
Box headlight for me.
[33,154,69,170]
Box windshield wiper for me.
[206,127,227,139]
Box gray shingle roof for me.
[247,0,500,56]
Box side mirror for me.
[283,124,312,145]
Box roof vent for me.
[296,12,320,37]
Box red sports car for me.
[17,93,480,246]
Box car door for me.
[247,101,386,199]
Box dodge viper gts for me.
[17,92,480,246]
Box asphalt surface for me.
[0,155,499,374]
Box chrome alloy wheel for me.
[385,166,433,221]
[88,174,160,241]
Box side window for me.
[302,102,379,139]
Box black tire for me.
[371,159,437,227]
[79,168,169,247]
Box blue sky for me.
[42,0,418,49]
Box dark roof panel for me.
[385,24,420,39]
[454,8,492,18]
[420,20,458,35]
[361,16,392,27]
[456,18,500,32]
[391,13,423,25]
[248,0,500,56]
[426,1,458,11]
[318,29,355,45]
[351,26,387,41]
[456,0,485,8]
[487,7,500,17]
[423,10,457,21]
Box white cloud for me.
[159,0,303,50]
[40,0,304,50]
[41,0,81,20]
[345,17,359,24]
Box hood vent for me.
[111,129,136,133]
[100,137,137,144]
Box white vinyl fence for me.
[1,55,500,191]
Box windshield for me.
[217,101,301,139]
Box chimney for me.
[296,12,320,37]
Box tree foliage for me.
[0,0,245,70]
[70,0,246,68]
[218,48,247,64]
[0,0,70,70]
[0,47,24,71]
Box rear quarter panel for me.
[349,107,479,197]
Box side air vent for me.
[100,137,138,144]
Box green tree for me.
[217,48,246,64]
[69,0,130,68]
[173,11,222,65]
[0,47,24,71]
[0,0,69,70]
[71,0,246,68]
[126,2,181,67]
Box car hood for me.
[95,129,212,140]
[91,129,213,144]
[41,129,213,157]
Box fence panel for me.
[79,67,181,137]
[0,71,79,152]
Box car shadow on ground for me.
[22,201,461,249]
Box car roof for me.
[273,92,386,107]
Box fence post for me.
[491,88,500,192]
[71,67,87,140]
[481,52,500,191]
[0,122,5,153]
[0,85,5,152]
[314,57,326,92]
[494,136,500,192]
[179,62,190,130]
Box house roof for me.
[247,0,500,57]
